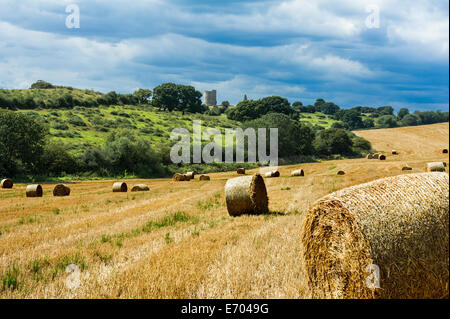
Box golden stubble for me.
[0,122,448,298]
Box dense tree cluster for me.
[242,113,371,159]
[0,111,165,177]
[227,96,294,121]
[152,83,204,114]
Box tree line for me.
[2,81,447,132]
[227,97,449,130]
[0,81,205,115]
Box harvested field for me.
[0,123,448,298]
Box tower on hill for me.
[204,90,217,106]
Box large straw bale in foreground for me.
[1,178,13,189]
[131,184,150,192]
[225,174,268,216]
[26,184,43,197]
[302,172,449,299]
[291,169,304,177]
[427,162,445,172]
[112,182,127,192]
[53,184,70,196]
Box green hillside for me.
[18,105,239,155]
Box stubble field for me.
[0,122,448,298]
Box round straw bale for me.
[372,153,380,159]
[337,170,345,175]
[225,174,268,216]
[173,173,186,181]
[131,184,150,192]
[443,149,448,154]
[112,182,127,192]
[302,172,449,299]
[392,150,398,155]
[53,184,70,196]
[366,154,373,159]
[379,154,386,160]
[402,166,412,171]
[291,169,304,177]
[237,168,246,175]
[1,178,13,189]
[264,170,280,178]
[185,171,195,180]
[427,162,445,172]
[199,175,210,181]
[26,184,43,197]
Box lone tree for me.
[152,83,203,114]
[152,83,180,112]
[177,85,203,114]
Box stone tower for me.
[204,90,217,106]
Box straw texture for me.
[302,172,449,299]
[225,174,268,216]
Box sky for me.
[0,0,448,111]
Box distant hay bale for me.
[291,169,304,177]
[372,153,380,159]
[1,178,13,189]
[443,149,448,154]
[366,154,373,159]
[402,166,412,171]
[225,174,269,216]
[379,154,386,160]
[53,184,70,196]
[199,175,210,181]
[237,168,246,175]
[112,182,127,192]
[173,173,186,181]
[131,184,150,192]
[264,170,280,178]
[427,162,445,172]
[301,172,449,299]
[185,171,195,180]
[337,170,345,175]
[26,184,43,197]
[392,150,398,155]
